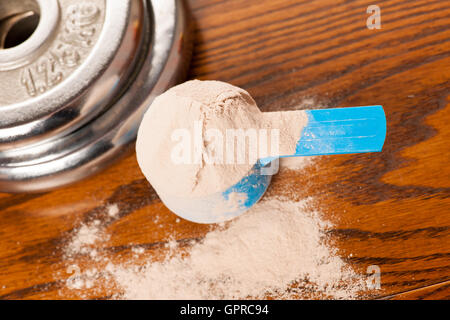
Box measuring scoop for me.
[159,105,386,224]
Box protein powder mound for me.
[136,80,308,199]
[112,198,364,300]
[60,195,366,300]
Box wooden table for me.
[0,0,449,300]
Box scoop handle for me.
[259,105,386,165]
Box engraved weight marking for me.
[20,3,100,97]
[62,3,100,47]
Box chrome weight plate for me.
[0,0,142,148]
[0,0,192,192]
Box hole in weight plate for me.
[0,0,41,49]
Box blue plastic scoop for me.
[161,105,386,224]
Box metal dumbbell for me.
[0,0,192,192]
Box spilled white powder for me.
[107,204,119,218]
[66,220,106,256]
[113,199,363,300]
[280,156,313,171]
[62,204,119,293]
[60,197,365,299]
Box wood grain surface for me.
[0,0,449,299]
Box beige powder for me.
[60,196,366,300]
[58,95,360,299]
[262,110,308,157]
[136,80,308,199]
[112,198,364,299]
